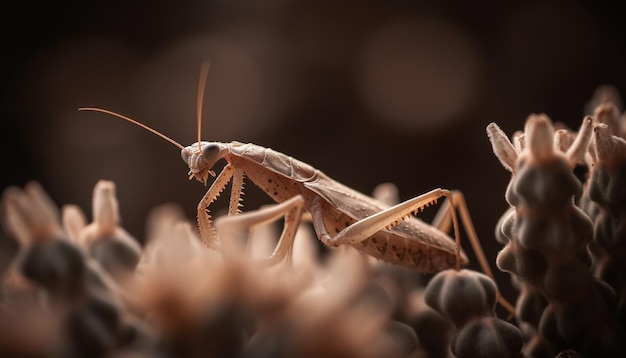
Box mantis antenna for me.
[78,107,188,152]
[197,61,211,152]
[81,62,212,154]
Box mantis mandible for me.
[79,63,495,276]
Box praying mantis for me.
[79,63,496,278]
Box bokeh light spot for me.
[357,17,481,133]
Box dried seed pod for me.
[452,317,523,358]
[2,182,64,246]
[62,293,123,358]
[425,269,523,358]
[410,309,452,357]
[89,236,141,279]
[69,181,142,280]
[424,269,496,327]
[370,263,451,358]
[380,320,419,357]
[18,238,88,300]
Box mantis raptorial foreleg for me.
[215,195,306,267]
[197,163,235,249]
[228,167,245,216]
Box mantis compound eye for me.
[202,143,220,160]
[181,149,190,163]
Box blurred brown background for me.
[2,0,625,295]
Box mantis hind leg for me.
[310,188,462,266]
[215,195,306,267]
[363,185,499,283]
[429,190,515,316]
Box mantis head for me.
[81,61,221,185]
[181,141,229,185]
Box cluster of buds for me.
[0,180,454,358]
[487,87,626,357]
[424,269,523,358]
